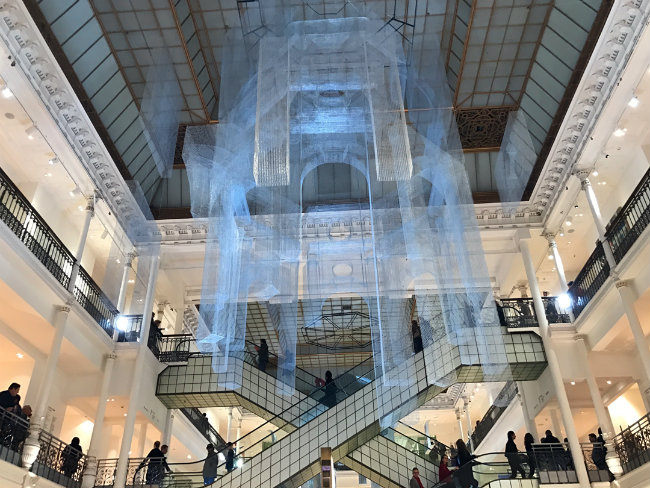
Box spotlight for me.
[116,315,129,331]
[628,96,639,108]
[25,125,38,140]
[557,293,572,310]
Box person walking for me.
[139,441,171,485]
[256,339,269,372]
[455,439,478,488]
[505,431,526,478]
[409,467,425,488]
[61,437,83,478]
[203,443,219,485]
[225,442,235,473]
[589,433,614,482]
[524,433,536,478]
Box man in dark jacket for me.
[540,430,565,469]
[0,383,20,411]
[589,433,615,481]
[139,441,171,485]
[505,431,526,478]
[225,442,235,473]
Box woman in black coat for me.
[455,439,478,488]
[505,431,526,478]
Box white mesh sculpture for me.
[184,5,509,420]
[495,109,536,202]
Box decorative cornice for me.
[534,1,649,226]
[0,1,145,238]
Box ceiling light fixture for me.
[570,381,576,385]
[606,380,612,385]
[48,158,58,165]
[592,170,598,176]
[1,81,12,98]
[69,186,80,197]
[44,172,52,177]
[128,279,135,284]
[565,217,572,226]
[613,128,627,137]
[16,353,24,359]
[628,96,640,108]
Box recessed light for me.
[592,170,598,176]
[613,128,627,137]
[628,96,639,108]
[128,279,135,283]
[116,259,121,264]
[123,413,127,417]
[606,380,612,385]
[16,353,24,359]
[547,254,553,260]
[44,172,52,177]
[25,126,38,140]
[570,381,576,385]
[78,206,84,211]
[48,158,57,165]
[2,87,12,98]
[187,455,192,459]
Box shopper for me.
[589,433,614,481]
[524,433,536,478]
[455,439,478,488]
[505,431,526,478]
[225,442,235,473]
[256,339,269,372]
[541,429,564,469]
[203,443,219,485]
[139,441,171,485]
[409,467,425,488]
[438,455,456,488]
[323,371,337,408]
[0,383,20,411]
[61,437,83,478]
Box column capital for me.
[516,281,529,298]
[107,352,118,361]
[615,279,632,289]
[85,195,96,215]
[542,231,558,245]
[125,251,137,266]
[57,304,71,314]
[575,169,592,184]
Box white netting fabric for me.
[183,7,509,412]
[495,109,536,202]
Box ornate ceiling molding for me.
[0,0,146,239]
[1,0,647,238]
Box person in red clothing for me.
[410,467,425,488]
[439,455,456,488]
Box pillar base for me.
[81,457,98,488]
[20,425,41,471]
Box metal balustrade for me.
[567,169,650,319]
[471,381,518,449]
[530,442,614,484]
[613,412,650,475]
[179,407,226,449]
[606,169,650,263]
[499,297,570,328]
[0,406,29,467]
[32,430,87,488]
[0,166,119,336]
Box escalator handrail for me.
[395,421,452,452]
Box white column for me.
[455,408,464,443]
[616,281,650,384]
[162,410,174,446]
[424,421,431,448]
[549,409,563,439]
[575,337,622,476]
[116,252,136,312]
[68,195,95,293]
[226,407,233,443]
[114,253,160,488]
[235,419,242,450]
[516,382,537,439]
[22,304,71,470]
[81,353,116,488]
[463,396,473,450]
[577,174,617,269]
[518,236,590,488]
[543,233,575,321]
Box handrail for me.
[499,297,570,328]
[472,381,518,448]
[605,168,650,262]
[0,165,119,337]
[0,406,30,466]
[179,407,226,449]
[612,411,650,475]
[567,242,610,319]
[394,421,451,455]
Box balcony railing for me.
[32,430,87,488]
[500,297,570,328]
[471,381,518,448]
[606,169,650,262]
[613,412,650,475]
[0,166,119,336]
[179,407,226,449]
[567,169,650,319]
[0,406,29,467]
[530,442,614,484]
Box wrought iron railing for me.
[471,381,518,448]
[0,165,75,289]
[566,169,650,319]
[179,407,226,449]
[567,242,610,318]
[32,430,87,488]
[581,441,614,482]
[0,166,119,337]
[154,334,200,362]
[115,314,144,343]
[73,266,118,337]
[613,412,650,474]
[606,169,650,263]
[530,442,577,484]
[500,297,570,328]
[0,406,29,467]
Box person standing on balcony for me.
[256,339,269,372]
[61,437,83,478]
[589,433,615,481]
[505,431,526,478]
[0,383,20,411]
[524,433,536,478]
[203,443,219,485]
